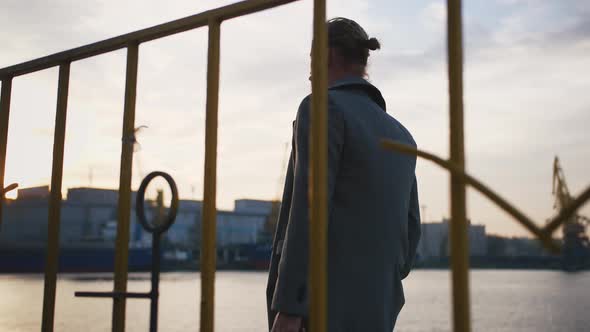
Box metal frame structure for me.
[1,0,589,331]
[76,171,180,332]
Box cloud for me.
[422,2,446,30]
[1,0,588,233]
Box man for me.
[266,17,421,332]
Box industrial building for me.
[0,186,273,251]
[417,219,487,259]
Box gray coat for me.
[266,77,421,332]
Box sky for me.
[0,0,589,237]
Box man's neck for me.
[328,68,364,85]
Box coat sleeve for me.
[266,152,294,329]
[401,176,421,279]
[271,96,344,317]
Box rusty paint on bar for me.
[309,0,328,331]
[112,42,139,332]
[446,0,471,331]
[200,19,221,332]
[0,0,299,79]
[0,79,12,230]
[41,63,71,332]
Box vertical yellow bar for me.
[200,18,220,332]
[0,78,12,230]
[41,63,71,332]
[446,1,471,331]
[310,0,328,331]
[112,42,139,332]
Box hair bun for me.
[365,37,381,51]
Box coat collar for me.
[328,76,387,111]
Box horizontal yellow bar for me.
[0,0,299,79]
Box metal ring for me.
[135,171,179,234]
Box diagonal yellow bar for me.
[309,0,328,331]
[41,63,71,332]
[446,1,471,331]
[112,42,139,332]
[380,140,560,253]
[1,183,18,196]
[200,19,221,332]
[0,78,12,230]
[543,185,590,236]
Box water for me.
[0,270,588,331]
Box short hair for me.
[327,17,381,66]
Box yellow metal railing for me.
[0,1,315,331]
[1,0,589,331]
[0,79,12,230]
[41,62,71,331]
[446,2,470,329]
[309,0,328,330]
[201,18,220,332]
[380,4,590,332]
[112,42,139,331]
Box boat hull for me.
[0,247,152,273]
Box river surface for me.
[0,270,588,331]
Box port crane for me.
[552,156,590,270]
